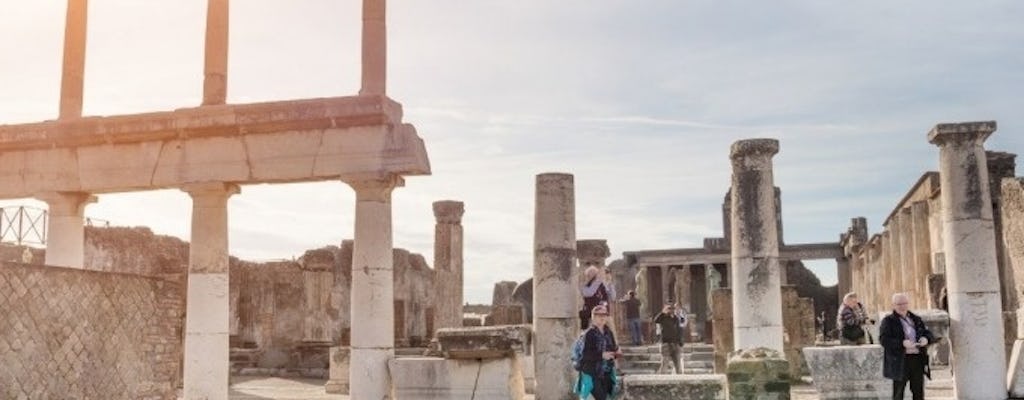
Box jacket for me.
[579,325,618,378]
[879,310,935,381]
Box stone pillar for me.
[360,0,386,95]
[882,230,895,301]
[344,176,401,400]
[533,173,576,400]
[59,0,87,119]
[181,182,238,400]
[988,152,1018,312]
[1001,177,1024,397]
[202,0,229,105]
[836,258,851,299]
[729,138,784,353]
[898,208,915,301]
[910,201,932,307]
[928,121,1007,399]
[300,249,335,342]
[432,200,464,333]
[37,191,95,268]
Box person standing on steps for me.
[653,303,684,374]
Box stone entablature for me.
[0,95,429,198]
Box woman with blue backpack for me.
[573,304,622,399]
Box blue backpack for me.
[571,329,588,371]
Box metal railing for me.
[0,206,111,246]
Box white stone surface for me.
[325,346,349,395]
[349,348,392,400]
[802,345,888,399]
[37,191,95,268]
[184,272,230,400]
[1008,340,1024,397]
[390,356,526,400]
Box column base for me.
[726,348,791,400]
[349,347,393,399]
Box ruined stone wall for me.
[711,286,814,378]
[0,262,183,400]
[83,226,189,277]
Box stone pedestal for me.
[621,374,728,400]
[929,121,1008,399]
[182,182,238,400]
[37,191,95,268]
[434,325,532,359]
[390,357,526,400]
[725,348,790,400]
[325,346,350,394]
[532,173,576,400]
[801,345,888,399]
[729,139,784,353]
[433,200,465,334]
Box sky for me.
[1,1,1022,304]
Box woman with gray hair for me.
[837,292,873,345]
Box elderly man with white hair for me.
[878,292,935,400]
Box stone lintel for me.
[434,325,532,359]
[576,239,611,264]
[729,138,779,161]
[433,200,465,224]
[927,121,996,145]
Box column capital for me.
[432,200,464,224]
[576,239,610,266]
[344,174,404,202]
[35,191,96,215]
[182,182,240,201]
[927,121,996,146]
[730,138,779,161]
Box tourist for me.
[653,303,685,374]
[575,305,621,400]
[620,290,643,345]
[879,293,934,400]
[580,265,610,329]
[837,292,874,345]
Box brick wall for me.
[0,262,183,400]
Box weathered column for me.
[1001,177,1024,397]
[882,230,895,301]
[432,200,464,333]
[988,152,1018,312]
[182,182,238,400]
[37,191,95,268]
[910,201,932,307]
[898,208,916,301]
[836,258,851,299]
[928,121,1007,399]
[533,173,576,400]
[202,0,229,105]
[360,0,386,95]
[300,249,335,342]
[729,139,784,353]
[59,0,87,119]
[345,176,401,399]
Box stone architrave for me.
[532,173,577,400]
[728,139,783,353]
[60,0,87,119]
[182,182,239,400]
[433,200,465,333]
[36,191,96,268]
[898,208,915,300]
[345,176,401,400]
[910,201,932,307]
[928,121,1007,399]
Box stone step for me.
[684,352,714,362]
[621,353,662,362]
[620,345,660,354]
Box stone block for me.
[435,325,532,359]
[801,345,888,399]
[325,346,349,394]
[489,304,527,325]
[390,356,525,400]
[621,374,727,400]
[915,309,950,366]
[726,348,791,400]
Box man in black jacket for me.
[653,303,685,374]
[879,293,935,400]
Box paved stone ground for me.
[227,366,956,399]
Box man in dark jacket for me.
[879,293,935,400]
[654,303,684,374]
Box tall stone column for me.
[533,173,576,400]
[182,182,238,400]
[360,0,386,95]
[432,200,465,333]
[1001,177,1024,397]
[910,201,932,307]
[59,0,87,119]
[202,0,229,105]
[882,231,895,300]
[898,208,916,300]
[729,139,783,353]
[345,176,401,400]
[836,258,851,298]
[37,191,95,268]
[928,121,1007,399]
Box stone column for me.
[898,208,915,301]
[59,0,87,119]
[928,121,1007,399]
[202,0,229,105]
[345,176,401,400]
[37,191,95,268]
[836,258,851,299]
[882,230,895,301]
[182,182,238,400]
[729,139,784,353]
[360,0,386,95]
[432,200,464,333]
[533,173,576,400]
[1001,177,1024,397]
[910,201,932,307]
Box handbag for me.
[841,324,865,341]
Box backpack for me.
[571,329,589,371]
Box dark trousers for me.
[892,353,924,400]
[590,373,613,400]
